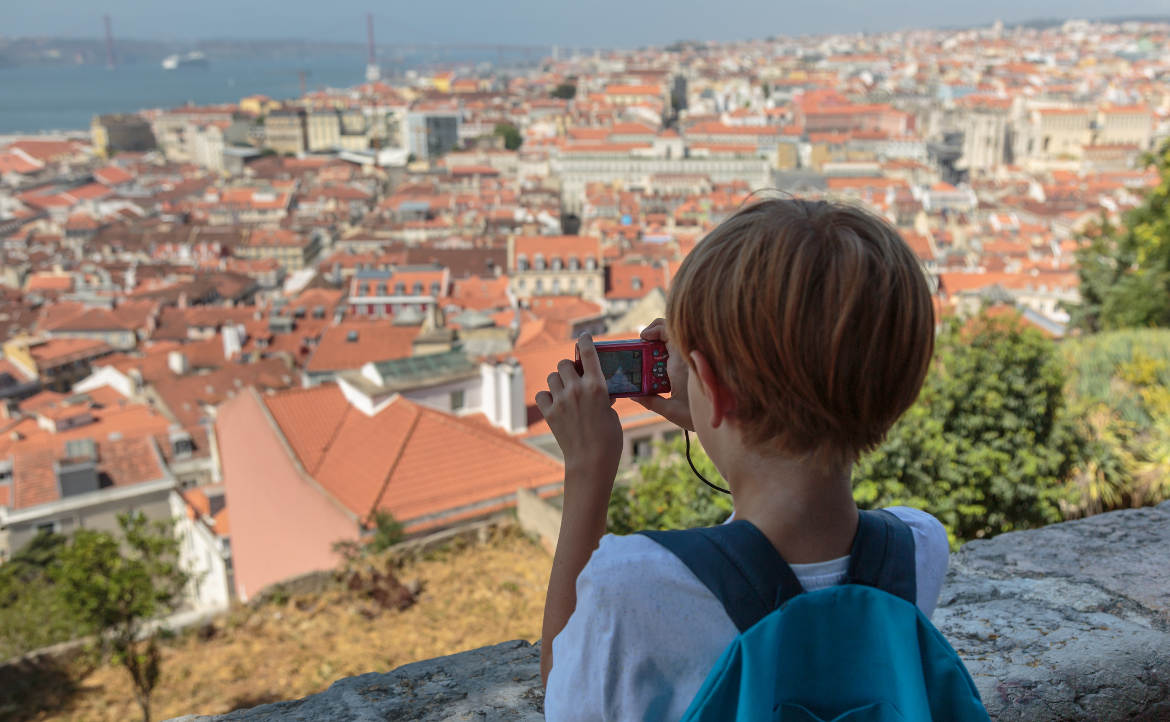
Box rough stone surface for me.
[171,505,1170,721]
[936,504,1170,721]
[170,639,542,722]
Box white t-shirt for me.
[544,507,950,722]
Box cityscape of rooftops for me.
[1,8,1170,720]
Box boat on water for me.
[161,52,209,70]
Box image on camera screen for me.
[598,349,642,394]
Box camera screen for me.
[598,349,642,394]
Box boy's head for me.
[667,197,934,468]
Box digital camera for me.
[575,339,671,398]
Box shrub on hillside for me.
[1062,329,1170,515]
[607,435,733,534]
[855,312,1080,546]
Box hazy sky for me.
[10,0,1170,47]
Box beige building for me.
[508,235,605,303]
[307,110,342,152]
[956,108,1009,175]
[1096,106,1154,150]
[1015,107,1093,166]
[236,229,321,272]
[191,123,226,173]
[265,109,307,155]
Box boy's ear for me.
[689,350,736,429]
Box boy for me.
[535,198,949,720]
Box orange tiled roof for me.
[93,166,134,185]
[262,387,563,528]
[27,337,112,367]
[448,275,510,311]
[304,321,421,374]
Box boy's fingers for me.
[556,358,578,385]
[535,390,553,416]
[576,334,604,383]
[640,318,665,340]
[547,372,564,393]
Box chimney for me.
[501,361,526,434]
[168,350,189,376]
[481,360,526,434]
[480,362,499,427]
[222,324,245,359]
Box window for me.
[394,282,405,294]
[535,254,546,270]
[450,390,465,411]
[568,257,580,270]
[586,258,597,270]
[430,281,441,296]
[376,283,387,295]
[551,257,563,270]
[517,254,529,271]
[632,277,643,291]
[632,436,653,461]
[412,282,423,295]
[37,521,59,535]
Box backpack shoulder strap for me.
[847,509,917,605]
[640,521,804,633]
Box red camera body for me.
[575,339,671,398]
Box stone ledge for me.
[172,501,1170,721]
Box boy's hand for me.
[633,318,694,431]
[535,334,624,484]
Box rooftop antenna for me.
[103,14,116,70]
[365,12,381,82]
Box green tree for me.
[550,83,577,100]
[1072,141,1170,331]
[493,122,523,151]
[0,531,88,658]
[854,312,1080,546]
[53,512,189,722]
[368,510,406,553]
[608,436,733,534]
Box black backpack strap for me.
[640,521,804,633]
[846,509,917,605]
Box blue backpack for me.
[640,510,989,722]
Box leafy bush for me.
[1062,329,1170,514]
[607,435,733,534]
[493,122,523,151]
[854,313,1080,546]
[0,531,88,659]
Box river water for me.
[0,54,370,134]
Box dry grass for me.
[23,526,551,722]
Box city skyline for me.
[6,2,1170,48]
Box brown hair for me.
[667,198,934,468]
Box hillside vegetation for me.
[1,526,551,722]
